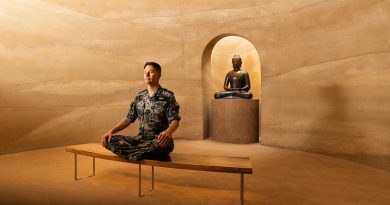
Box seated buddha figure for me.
[214,55,253,99]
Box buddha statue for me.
[214,55,253,99]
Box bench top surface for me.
[66,143,252,174]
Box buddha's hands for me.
[225,87,241,91]
[157,130,172,148]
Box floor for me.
[0,140,389,205]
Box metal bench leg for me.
[139,164,144,197]
[151,166,154,191]
[89,157,95,177]
[240,173,244,205]
[74,153,78,180]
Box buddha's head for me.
[232,55,242,69]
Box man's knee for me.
[105,135,122,148]
[159,139,174,154]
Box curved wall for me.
[1,0,390,170]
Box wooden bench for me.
[65,143,253,205]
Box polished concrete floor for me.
[0,139,389,205]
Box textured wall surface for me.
[0,0,197,154]
[1,0,390,170]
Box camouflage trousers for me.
[104,134,174,161]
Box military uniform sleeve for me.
[126,98,138,123]
[167,94,181,123]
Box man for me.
[101,62,180,161]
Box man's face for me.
[144,65,161,85]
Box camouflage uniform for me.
[105,87,181,161]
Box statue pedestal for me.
[211,99,259,144]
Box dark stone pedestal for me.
[211,99,259,144]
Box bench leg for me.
[93,157,96,176]
[152,166,154,191]
[89,157,96,177]
[74,154,95,180]
[74,153,78,180]
[240,173,244,205]
[139,165,155,197]
[139,164,144,197]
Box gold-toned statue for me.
[214,55,253,99]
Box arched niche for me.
[201,34,261,140]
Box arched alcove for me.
[201,34,261,140]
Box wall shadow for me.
[307,84,369,164]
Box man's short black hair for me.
[144,62,161,73]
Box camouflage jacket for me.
[126,87,181,137]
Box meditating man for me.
[214,55,253,99]
[101,62,181,161]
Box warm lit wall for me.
[0,0,199,154]
[1,0,390,170]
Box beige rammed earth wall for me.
[1,0,390,170]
